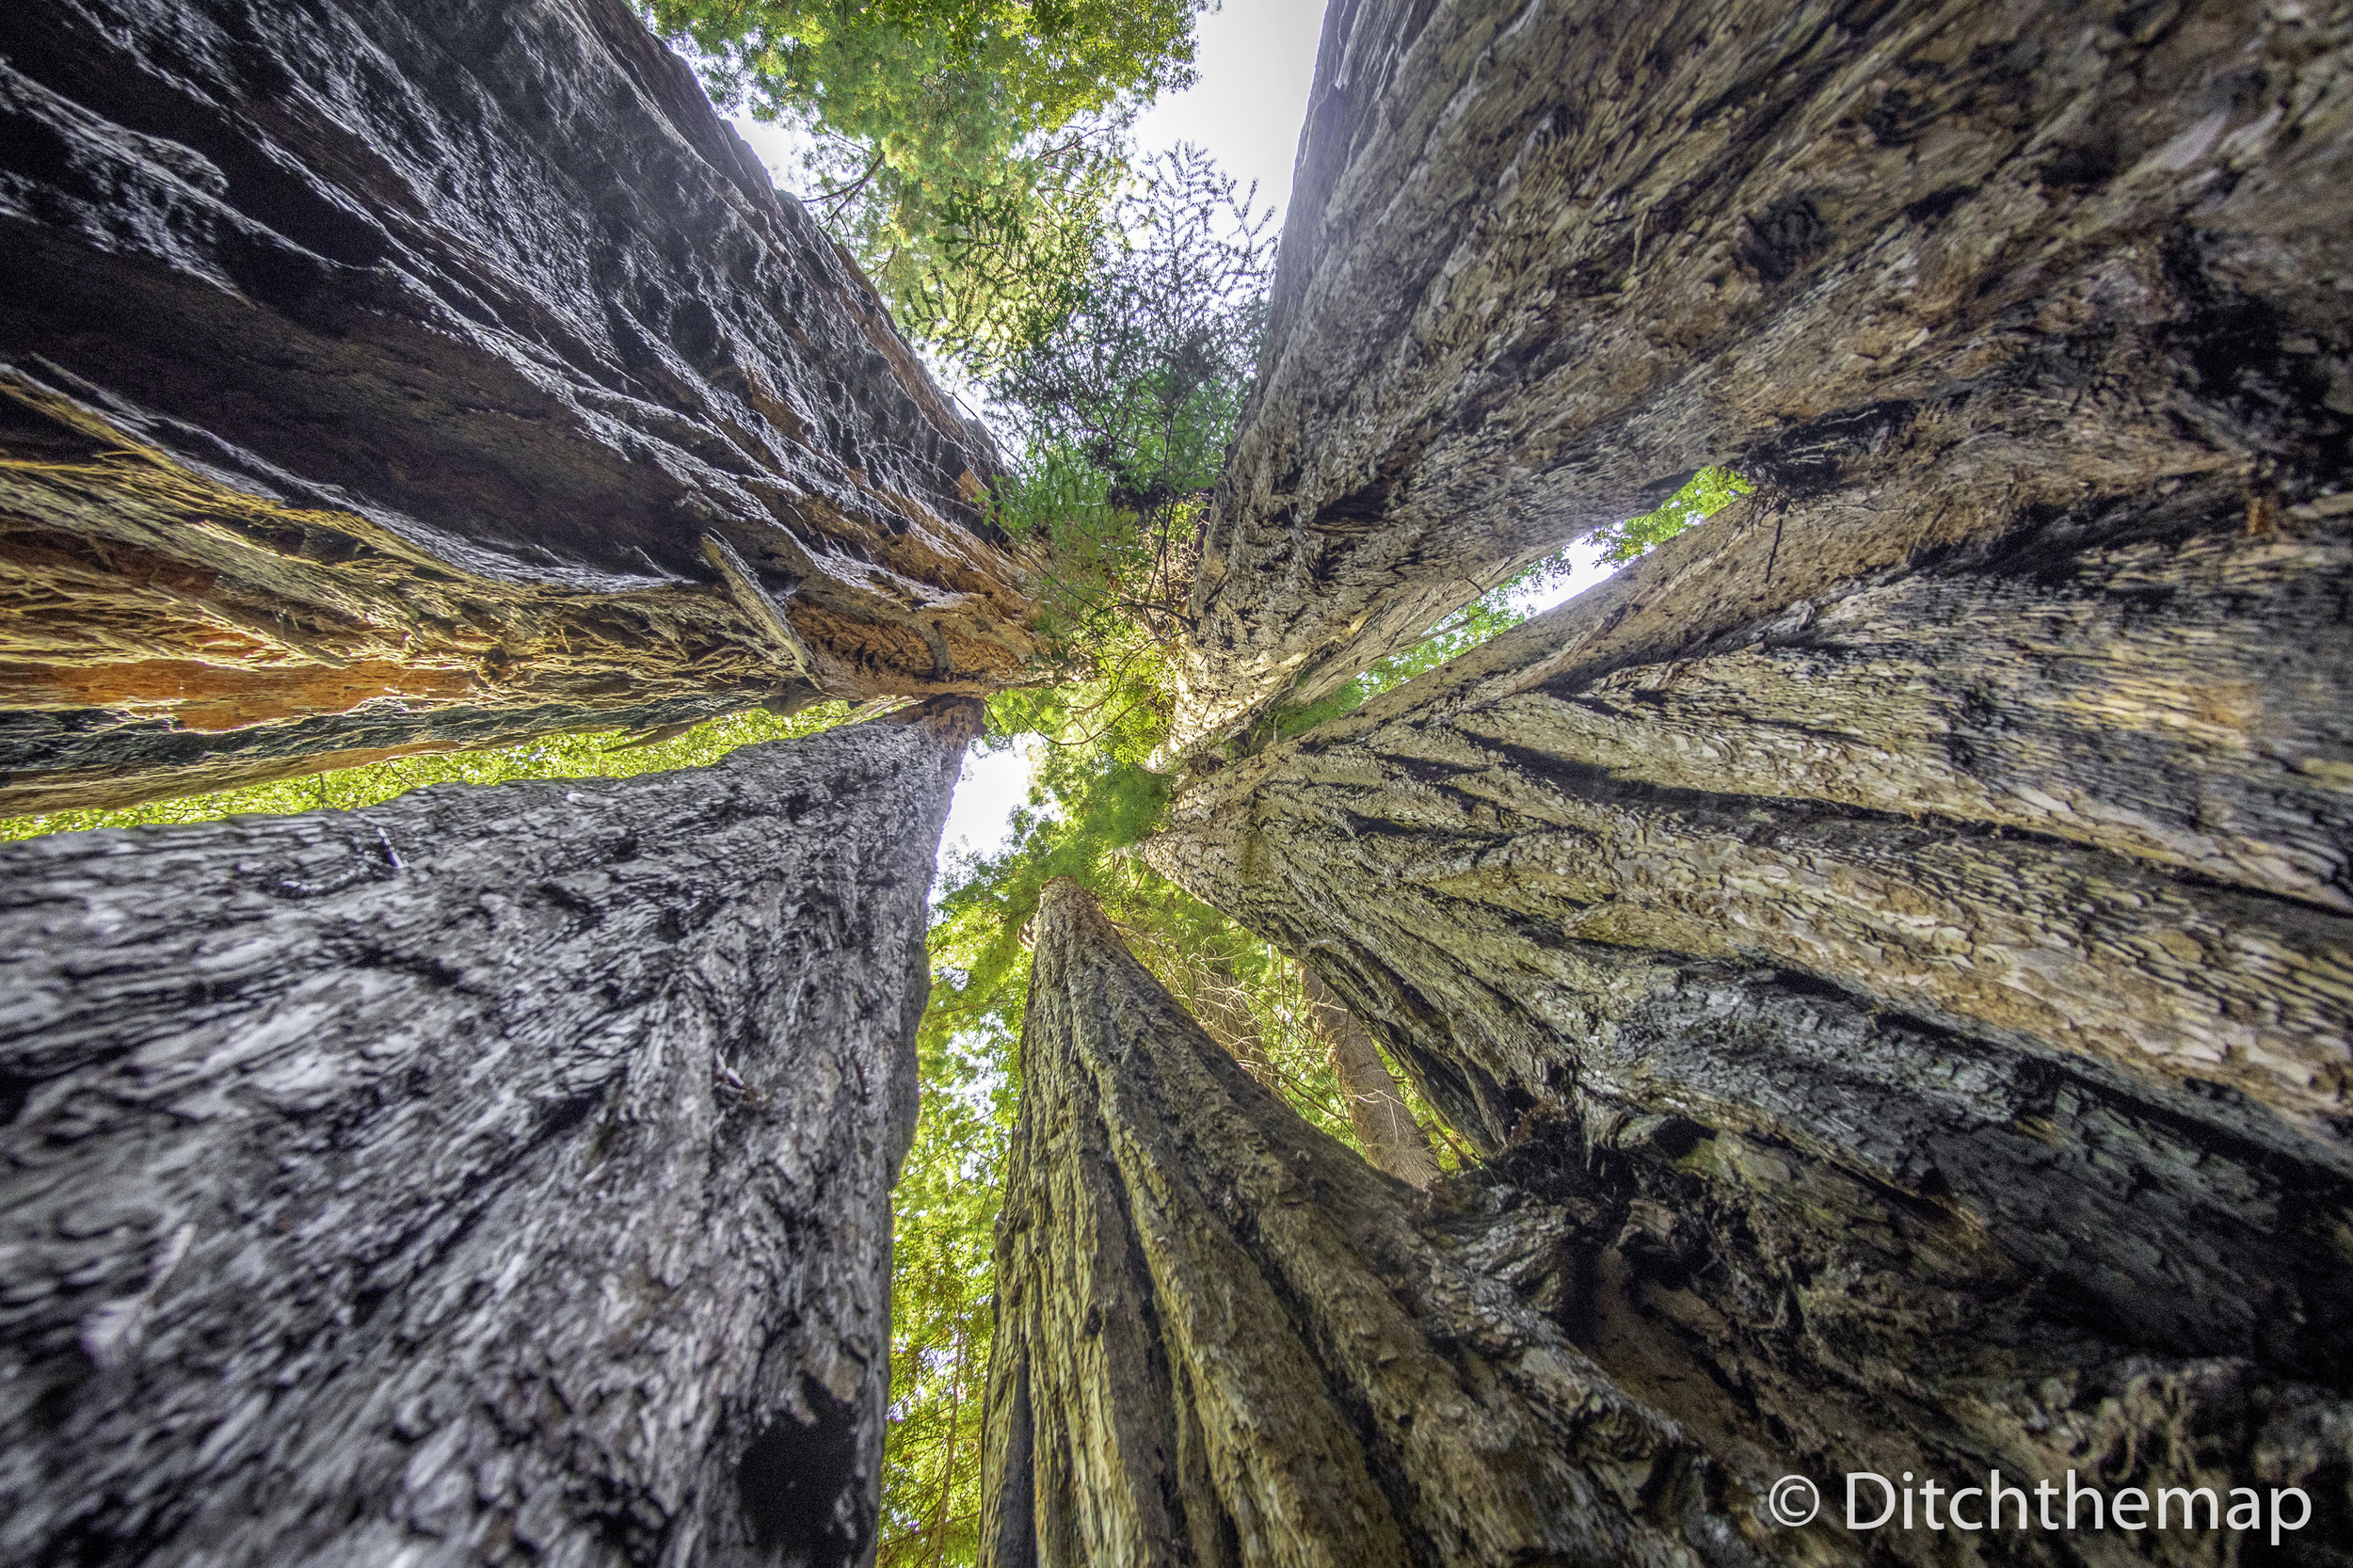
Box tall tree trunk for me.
[1147,455,2353,1544]
[980,879,1768,1568]
[1172,0,2352,755]
[0,0,1045,812]
[0,697,980,1567]
[1301,967,1439,1189]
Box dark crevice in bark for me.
[1476,731,2353,925]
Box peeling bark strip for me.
[0,370,818,814]
[0,699,979,1567]
[1175,0,2353,752]
[982,881,1765,1568]
[0,0,1045,809]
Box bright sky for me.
[724,4,1618,867]
[931,540,1616,885]
[1129,0,1329,225]
[727,2,1331,224]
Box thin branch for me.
[813,147,887,215]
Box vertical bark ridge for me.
[0,698,980,1567]
[984,880,1783,1568]
[1146,456,2353,1544]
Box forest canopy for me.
[639,0,1210,366]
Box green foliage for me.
[885,649,1363,1564]
[878,1026,1006,1566]
[916,141,1287,1130]
[1588,466,1754,564]
[1305,468,1753,723]
[0,706,847,841]
[640,0,1209,368]
[1235,545,1586,755]
[1354,549,1586,699]
[986,145,1273,650]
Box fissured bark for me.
[0,699,979,1567]
[982,880,1772,1568]
[1148,458,2353,1553]
[1173,0,2353,754]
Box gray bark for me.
[0,697,980,1567]
[1146,461,2353,1551]
[1149,0,2353,1525]
[1174,0,2353,754]
[981,880,1770,1568]
[1301,967,1440,1189]
[0,0,1045,811]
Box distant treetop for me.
[642,0,1212,370]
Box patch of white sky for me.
[721,3,1614,869]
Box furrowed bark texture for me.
[980,881,1775,1568]
[1302,967,1441,1189]
[1147,462,2353,1555]
[0,698,981,1567]
[0,0,1044,811]
[1173,0,2353,753]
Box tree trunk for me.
[1151,0,2353,1518]
[1173,0,2353,755]
[0,697,980,1567]
[1147,454,2353,1546]
[980,879,1770,1568]
[1301,967,1438,1190]
[0,0,1045,812]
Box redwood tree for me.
[1173,0,2353,755]
[1141,0,2353,1533]
[1302,968,1439,1189]
[981,880,1764,1568]
[0,700,978,1567]
[1146,458,2353,1552]
[0,0,1045,813]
